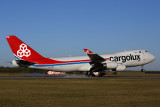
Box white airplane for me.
[6,35,155,77]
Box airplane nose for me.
[150,54,156,61]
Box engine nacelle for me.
[103,62,118,69]
[12,60,19,67]
[116,64,126,71]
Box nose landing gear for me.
[141,65,145,72]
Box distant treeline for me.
[1,66,158,74]
[0,66,85,74]
[0,66,46,73]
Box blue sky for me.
[0,0,160,70]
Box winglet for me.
[83,49,94,54]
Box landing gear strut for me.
[141,65,145,72]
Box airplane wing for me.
[83,49,106,63]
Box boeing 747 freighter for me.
[6,35,155,77]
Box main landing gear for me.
[86,63,106,77]
[85,71,95,77]
[85,69,105,77]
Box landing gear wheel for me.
[98,72,105,77]
[141,65,145,72]
[86,71,95,77]
[85,71,89,76]
[89,71,95,77]
[141,69,145,72]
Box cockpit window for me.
[145,50,148,52]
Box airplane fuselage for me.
[29,50,155,72]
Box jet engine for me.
[103,62,118,69]
[116,64,126,71]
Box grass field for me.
[0,79,160,107]
[1,71,160,76]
